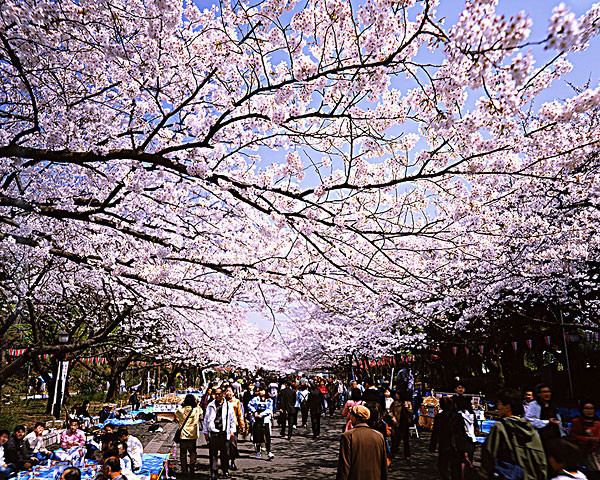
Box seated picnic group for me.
[0,418,143,480]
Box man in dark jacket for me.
[336,405,388,480]
[5,425,33,472]
[307,384,325,439]
[278,380,297,440]
[362,378,385,411]
[429,396,455,480]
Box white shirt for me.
[0,444,6,465]
[24,431,47,454]
[552,471,587,480]
[126,436,143,472]
[202,400,237,436]
[460,411,477,443]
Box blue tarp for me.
[97,419,147,428]
[16,454,169,480]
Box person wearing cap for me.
[336,405,388,480]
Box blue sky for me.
[437,0,599,98]
[199,0,600,333]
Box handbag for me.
[174,408,193,444]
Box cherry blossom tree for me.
[1,0,600,369]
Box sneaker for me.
[255,452,261,459]
[267,452,274,460]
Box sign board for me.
[153,403,179,413]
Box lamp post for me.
[51,331,69,418]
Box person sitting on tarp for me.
[99,406,114,424]
[59,467,81,480]
[103,457,128,480]
[100,424,118,458]
[57,419,86,466]
[0,428,16,479]
[23,422,53,464]
[76,401,94,429]
[117,428,142,473]
[61,420,86,450]
[5,425,34,472]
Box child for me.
[547,438,587,480]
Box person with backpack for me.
[482,388,547,480]
[298,384,310,429]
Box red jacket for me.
[569,416,600,454]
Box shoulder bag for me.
[174,407,194,444]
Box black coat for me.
[429,411,453,453]
[307,390,325,414]
[278,387,296,414]
[5,435,29,469]
[362,388,385,411]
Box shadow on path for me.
[149,412,441,479]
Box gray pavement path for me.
[132,413,440,479]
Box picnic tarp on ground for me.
[97,406,155,428]
[15,453,170,480]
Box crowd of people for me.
[168,373,421,480]
[174,376,345,480]
[2,373,600,480]
[173,375,600,480]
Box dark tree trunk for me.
[105,375,120,402]
[166,365,181,390]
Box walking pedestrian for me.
[452,395,478,479]
[278,380,296,440]
[336,405,388,480]
[342,389,364,432]
[174,394,202,475]
[298,384,310,428]
[525,382,563,474]
[202,387,236,480]
[242,383,256,439]
[308,383,326,439]
[224,385,244,471]
[248,385,275,460]
[389,390,412,462]
[429,396,455,480]
[363,378,386,411]
[328,378,340,416]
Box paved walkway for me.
[134,413,440,479]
